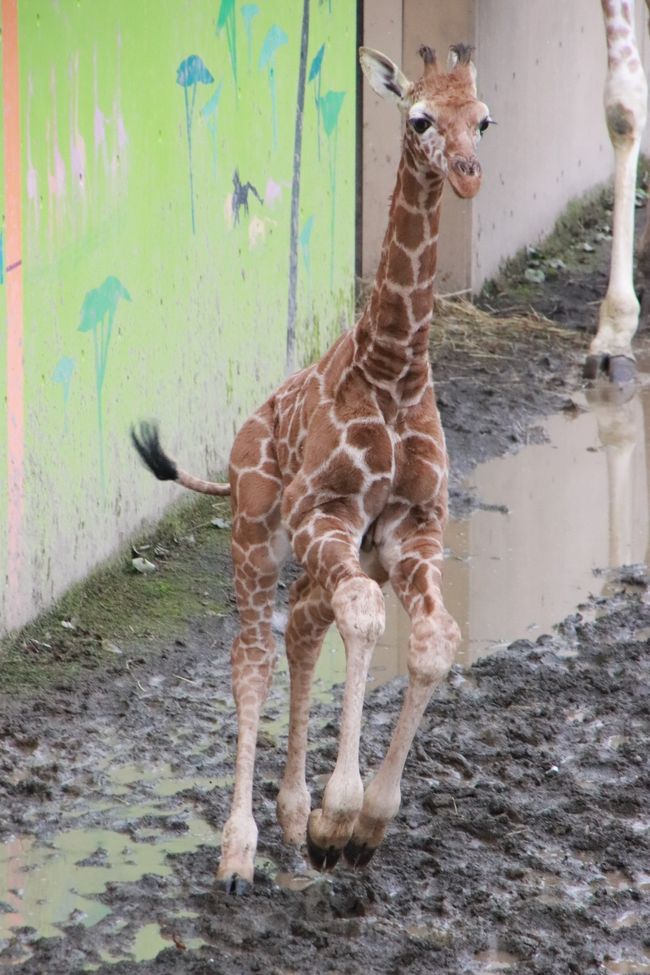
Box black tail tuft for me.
[130,421,178,482]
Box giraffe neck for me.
[354,148,443,405]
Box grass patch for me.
[481,184,615,307]
[0,493,233,694]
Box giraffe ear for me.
[359,47,410,106]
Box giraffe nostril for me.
[452,156,481,178]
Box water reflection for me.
[318,361,650,681]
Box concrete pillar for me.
[361,0,403,280]
[362,0,650,294]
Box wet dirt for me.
[1,191,650,974]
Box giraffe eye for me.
[410,117,432,135]
[479,117,492,134]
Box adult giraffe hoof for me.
[219,873,251,896]
[584,353,636,383]
[607,355,636,384]
[583,353,605,380]
[306,830,342,872]
[343,837,378,868]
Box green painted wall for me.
[1,0,357,633]
[0,12,7,634]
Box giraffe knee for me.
[332,576,385,646]
[606,102,638,143]
[408,611,460,686]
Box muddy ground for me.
[1,189,649,974]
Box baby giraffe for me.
[132,43,492,893]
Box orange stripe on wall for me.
[3,0,24,629]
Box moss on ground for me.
[0,494,233,695]
[481,184,616,303]
[482,161,650,306]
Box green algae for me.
[0,495,232,694]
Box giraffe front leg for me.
[345,524,459,867]
[306,574,385,869]
[286,503,386,870]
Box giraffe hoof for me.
[607,355,636,384]
[220,873,251,896]
[343,838,378,868]
[583,353,605,380]
[306,830,342,872]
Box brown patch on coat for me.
[347,421,393,473]
[394,207,424,250]
[386,239,414,286]
[411,284,434,322]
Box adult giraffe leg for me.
[217,411,286,893]
[636,0,650,322]
[586,0,648,382]
[345,519,460,866]
[276,574,334,847]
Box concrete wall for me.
[1,0,357,635]
[362,0,650,292]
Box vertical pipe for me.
[286,0,310,374]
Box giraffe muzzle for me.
[452,155,481,177]
[448,155,482,198]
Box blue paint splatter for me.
[308,44,325,160]
[52,356,75,432]
[231,169,263,224]
[78,277,131,487]
[176,55,215,233]
[259,25,288,149]
[200,82,224,177]
[318,91,346,288]
[241,4,259,69]
[217,0,238,92]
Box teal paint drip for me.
[78,277,131,489]
[177,55,215,233]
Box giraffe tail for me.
[130,421,231,497]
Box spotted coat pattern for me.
[208,45,496,888]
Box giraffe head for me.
[360,43,493,199]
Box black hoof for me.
[583,354,605,380]
[343,838,378,868]
[220,873,251,896]
[607,355,636,385]
[306,831,342,872]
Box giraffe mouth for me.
[448,155,482,198]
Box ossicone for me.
[418,44,438,78]
[448,43,475,69]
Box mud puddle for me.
[2,365,649,973]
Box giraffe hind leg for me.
[217,411,287,893]
[276,574,334,848]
